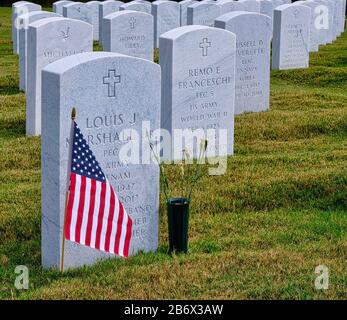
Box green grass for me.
[0,7,346,300]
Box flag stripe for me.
[100,182,111,251]
[118,211,128,257]
[124,214,133,257]
[75,175,86,243]
[108,195,120,253]
[90,181,101,249]
[114,200,124,255]
[80,178,91,245]
[65,173,76,240]
[104,190,116,253]
[69,174,81,242]
[94,182,106,250]
[84,179,96,247]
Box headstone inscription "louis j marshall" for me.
[41,52,161,270]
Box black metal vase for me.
[167,198,190,254]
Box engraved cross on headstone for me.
[103,69,121,98]
[129,17,136,29]
[199,38,211,57]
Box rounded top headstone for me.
[160,24,234,41]
[43,51,159,75]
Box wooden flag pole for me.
[60,108,76,272]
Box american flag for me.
[64,121,132,257]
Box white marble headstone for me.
[273,0,284,8]
[187,1,222,27]
[322,0,335,43]
[215,11,272,114]
[26,17,93,136]
[152,1,180,48]
[293,0,322,52]
[272,4,311,70]
[86,1,101,41]
[41,52,161,270]
[327,0,337,41]
[63,2,92,25]
[99,0,123,46]
[259,0,274,21]
[311,0,330,45]
[160,25,236,159]
[119,0,152,14]
[179,0,197,26]
[103,10,154,61]
[12,2,42,54]
[18,11,60,92]
[338,0,346,33]
[53,1,73,15]
[239,0,261,13]
[217,0,246,14]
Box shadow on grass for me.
[0,118,26,138]
[271,67,347,88]
[0,86,21,95]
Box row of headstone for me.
[14,4,94,136]
[13,0,346,57]
[12,1,41,54]
[13,0,347,137]
[40,23,237,268]
[18,10,60,91]
[10,1,346,269]
[50,0,288,50]
[50,0,347,54]
[272,0,346,70]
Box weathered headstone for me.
[103,10,154,61]
[63,2,92,25]
[26,17,93,136]
[160,25,236,159]
[215,11,272,114]
[119,0,152,14]
[272,4,311,70]
[19,11,60,91]
[187,1,222,27]
[86,1,101,41]
[152,1,180,48]
[12,2,42,54]
[179,0,197,26]
[99,0,123,46]
[53,0,73,15]
[41,52,161,270]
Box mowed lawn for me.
[0,6,346,300]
